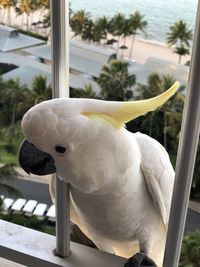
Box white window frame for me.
[0,1,200,266]
[163,1,200,266]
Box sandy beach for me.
[124,38,191,64]
[1,8,191,65]
[114,36,191,65]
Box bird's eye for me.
[55,145,66,154]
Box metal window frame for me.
[0,0,200,266]
[163,1,200,266]
[50,0,70,258]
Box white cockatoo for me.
[19,81,180,267]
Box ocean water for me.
[71,0,198,44]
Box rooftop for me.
[24,40,116,77]
[129,57,189,89]
[0,24,45,52]
[2,62,52,87]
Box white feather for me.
[135,132,175,225]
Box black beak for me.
[19,139,56,175]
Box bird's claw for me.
[124,252,157,267]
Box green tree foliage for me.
[93,16,109,44]
[0,77,28,156]
[70,10,91,40]
[191,142,200,200]
[81,18,95,43]
[167,20,193,47]
[174,45,190,64]
[69,9,147,54]
[0,75,51,127]
[128,11,148,58]
[70,11,109,44]
[108,13,125,38]
[0,163,21,198]
[107,13,125,54]
[167,20,193,64]
[0,75,52,162]
[179,231,200,267]
[29,75,52,104]
[0,74,52,208]
[15,0,38,30]
[70,84,97,99]
[4,78,27,129]
[0,213,43,230]
[97,60,135,101]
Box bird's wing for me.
[135,132,175,225]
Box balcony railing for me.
[0,0,200,266]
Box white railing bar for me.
[163,1,200,267]
[56,176,71,257]
[50,0,70,257]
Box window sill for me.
[0,220,126,267]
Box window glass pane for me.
[0,0,55,237]
[69,2,199,266]
[0,1,200,267]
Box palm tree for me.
[0,0,16,25]
[15,0,37,30]
[167,20,193,64]
[70,10,91,40]
[93,16,108,45]
[70,84,97,98]
[107,13,126,53]
[174,45,190,64]
[38,0,49,10]
[0,79,27,153]
[4,78,27,130]
[97,60,135,101]
[27,75,52,105]
[120,18,132,58]
[81,18,94,43]
[31,0,50,34]
[128,11,148,58]
[164,92,184,150]
[0,75,51,132]
[39,11,50,35]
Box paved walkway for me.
[17,168,200,207]
[16,167,200,214]
[16,167,50,184]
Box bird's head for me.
[19,82,179,193]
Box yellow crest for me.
[82,81,180,128]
